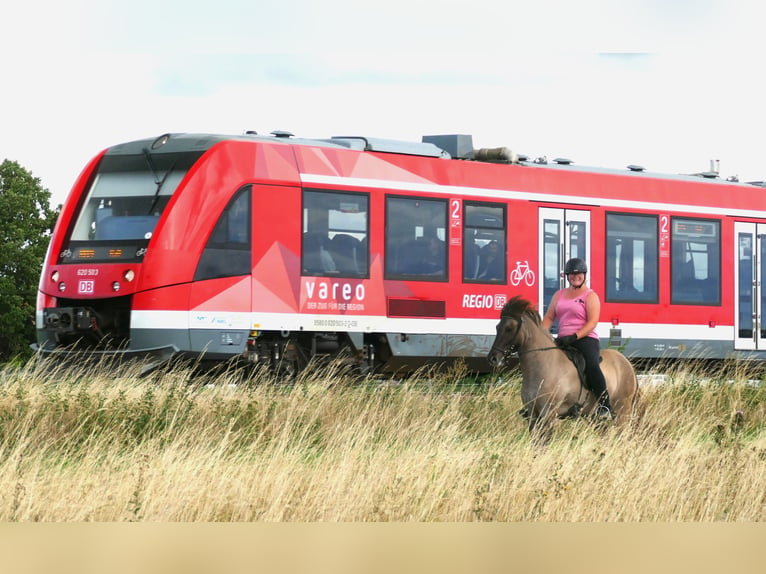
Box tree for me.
[0,160,58,362]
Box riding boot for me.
[595,390,613,419]
[576,338,613,419]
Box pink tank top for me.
[555,289,599,340]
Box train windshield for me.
[69,151,201,243]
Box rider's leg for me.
[572,337,612,412]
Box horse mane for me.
[500,295,541,325]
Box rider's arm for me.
[575,290,601,339]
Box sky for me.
[2,0,765,207]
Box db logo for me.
[78,280,95,294]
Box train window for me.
[385,196,447,281]
[71,151,202,242]
[569,221,587,262]
[671,217,721,305]
[605,213,658,303]
[302,190,369,278]
[463,203,506,283]
[194,186,251,281]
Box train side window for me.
[194,186,252,281]
[605,213,658,303]
[463,203,506,283]
[302,189,369,278]
[671,217,720,305]
[385,196,448,281]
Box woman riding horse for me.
[542,257,613,419]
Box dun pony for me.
[487,295,640,439]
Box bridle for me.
[490,314,560,359]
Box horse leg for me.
[600,349,642,427]
[528,411,554,445]
[612,388,643,427]
[562,402,583,418]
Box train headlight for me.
[151,133,170,149]
[124,269,135,282]
[51,270,59,282]
[58,282,66,292]
[112,281,121,292]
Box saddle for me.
[555,342,589,391]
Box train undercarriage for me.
[38,300,493,377]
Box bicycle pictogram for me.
[509,260,536,287]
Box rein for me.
[517,345,560,356]
[491,314,560,357]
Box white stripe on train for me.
[131,310,733,342]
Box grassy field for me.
[0,357,763,521]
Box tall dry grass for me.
[0,356,763,521]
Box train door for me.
[734,222,766,350]
[538,208,591,318]
[188,186,253,355]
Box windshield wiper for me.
[142,147,176,215]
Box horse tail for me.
[629,369,646,423]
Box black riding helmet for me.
[564,257,588,274]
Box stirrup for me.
[594,405,613,421]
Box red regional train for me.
[35,130,766,373]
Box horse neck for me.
[517,319,555,353]
[516,320,561,378]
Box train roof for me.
[106,131,766,190]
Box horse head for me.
[487,296,540,368]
